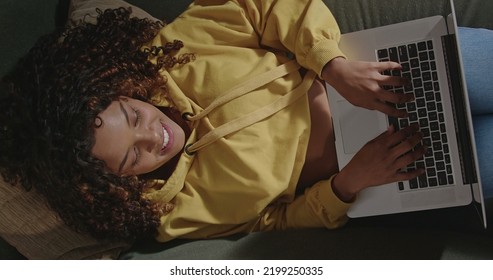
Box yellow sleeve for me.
[258,175,352,230]
[194,0,346,76]
[238,0,346,75]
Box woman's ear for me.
[94,116,103,127]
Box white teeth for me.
[162,127,169,149]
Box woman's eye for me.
[133,146,140,167]
[134,109,142,126]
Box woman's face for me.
[91,97,185,176]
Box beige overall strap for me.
[187,60,301,121]
[186,71,317,154]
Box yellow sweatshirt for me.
[143,0,352,242]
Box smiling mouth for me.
[160,124,173,154]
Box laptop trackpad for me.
[338,100,384,154]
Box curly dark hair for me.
[0,7,194,240]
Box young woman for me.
[1,0,487,243]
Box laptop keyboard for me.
[377,40,454,191]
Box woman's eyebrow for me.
[117,101,131,173]
[118,149,130,174]
[119,101,130,126]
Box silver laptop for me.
[326,0,486,227]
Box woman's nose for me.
[135,127,160,151]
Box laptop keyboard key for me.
[438,172,447,185]
[410,178,419,189]
[408,43,418,58]
[389,47,399,62]
[418,174,428,188]
[378,49,388,59]
[398,45,409,62]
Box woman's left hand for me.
[331,124,426,202]
[322,57,412,118]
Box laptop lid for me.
[445,0,486,227]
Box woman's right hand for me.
[322,57,412,118]
[332,124,426,202]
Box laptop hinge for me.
[441,34,477,185]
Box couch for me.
[1,0,492,260]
